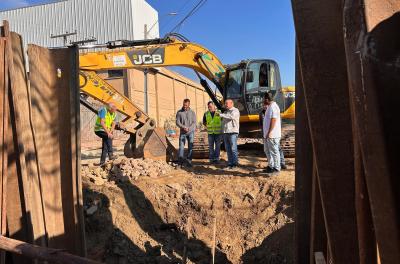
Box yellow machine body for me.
[78,36,296,159]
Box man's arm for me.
[219,109,239,121]
[175,111,185,129]
[100,119,109,133]
[267,118,277,137]
[267,104,279,137]
[189,111,197,131]
[202,113,207,126]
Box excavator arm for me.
[79,36,226,95]
[78,36,227,160]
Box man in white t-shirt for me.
[262,93,282,174]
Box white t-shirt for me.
[263,101,281,138]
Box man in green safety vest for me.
[94,102,118,165]
[202,101,222,163]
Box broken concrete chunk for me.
[82,157,173,182]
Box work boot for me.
[263,166,274,173]
[266,168,280,176]
[186,159,193,168]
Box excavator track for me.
[192,127,295,159]
[281,125,295,158]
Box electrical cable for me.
[167,0,208,35]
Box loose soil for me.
[82,140,295,264]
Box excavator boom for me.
[80,37,226,96]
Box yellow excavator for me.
[78,34,295,160]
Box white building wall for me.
[132,0,159,39]
[0,0,159,48]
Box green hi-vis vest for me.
[206,111,222,134]
[94,107,116,132]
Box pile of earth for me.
[81,157,175,185]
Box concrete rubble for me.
[81,157,175,184]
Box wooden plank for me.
[69,46,86,257]
[28,45,66,249]
[0,236,101,264]
[343,1,400,262]
[0,35,7,264]
[294,46,313,264]
[2,22,32,264]
[28,44,85,256]
[6,107,32,264]
[291,1,359,262]
[5,22,47,247]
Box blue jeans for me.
[263,140,285,166]
[179,132,194,162]
[208,134,222,161]
[264,137,281,171]
[223,133,238,166]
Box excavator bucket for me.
[124,127,176,161]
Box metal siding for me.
[0,0,158,49]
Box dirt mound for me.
[82,161,294,264]
[82,157,175,184]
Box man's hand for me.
[183,127,189,133]
[107,132,113,139]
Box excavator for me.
[78,34,295,160]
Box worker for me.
[217,99,240,169]
[202,101,222,163]
[262,93,282,174]
[176,98,197,167]
[259,100,287,170]
[94,102,118,165]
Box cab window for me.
[226,69,243,98]
[245,62,277,92]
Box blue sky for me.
[149,0,295,86]
[0,0,295,85]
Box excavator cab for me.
[224,59,283,136]
[224,59,281,115]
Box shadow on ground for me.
[84,180,231,264]
[241,222,294,264]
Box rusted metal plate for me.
[292,0,359,262]
[294,48,312,264]
[343,0,400,261]
[0,34,7,264]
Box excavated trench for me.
[82,143,295,264]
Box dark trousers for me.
[95,131,113,164]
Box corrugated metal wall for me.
[0,0,159,48]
